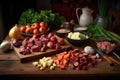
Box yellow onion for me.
[9,24,22,39]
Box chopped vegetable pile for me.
[32,49,102,70]
[18,9,66,29]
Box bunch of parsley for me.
[18,9,66,29]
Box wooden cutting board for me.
[13,39,72,62]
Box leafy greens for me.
[18,9,66,29]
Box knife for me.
[96,48,120,65]
[96,48,113,65]
[113,52,120,60]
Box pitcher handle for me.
[76,8,81,25]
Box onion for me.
[9,24,22,39]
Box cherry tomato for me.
[39,27,46,33]
[25,27,33,34]
[31,22,39,29]
[39,21,48,29]
[26,25,31,28]
[33,29,39,35]
[20,26,26,33]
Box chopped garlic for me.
[50,66,55,70]
[32,61,38,66]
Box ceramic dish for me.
[95,39,118,54]
[66,31,91,46]
[55,28,70,38]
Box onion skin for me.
[9,24,22,39]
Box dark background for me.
[0,0,120,43]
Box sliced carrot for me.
[53,51,73,69]
[57,55,63,60]
[55,59,60,65]
[63,59,67,66]
[60,51,67,55]
[59,64,65,69]
[64,53,70,59]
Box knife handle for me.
[103,56,113,65]
[108,57,120,65]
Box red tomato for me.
[26,25,31,28]
[31,22,39,29]
[39,27,46,33]
[33,29,39,35]
[39,21,48,29]
[25,27,33,34]
[20,26,26,33]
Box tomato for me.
[39,27,46,33]
[31,22,39,29]
[39,21,48,29]
[20,26,26,33]
[26,25,31,28]
[33,29,39,35]
[25,27,33,34]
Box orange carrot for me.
[63,59,67,66]
[64,53,70,59]
[59,64,65,69]
[53,51,72,69]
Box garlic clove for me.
[84,46,94,54]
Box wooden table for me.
[0,36,120,80]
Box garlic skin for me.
[0,41,11,52]
[84,46,94,54]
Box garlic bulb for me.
[0,41,12,52]
[84,46,94,54]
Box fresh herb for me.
[87,24,120,42]
[39,10,66,28]
[18,9,40,25]
[79,35,86,40]
[18,9,66,29]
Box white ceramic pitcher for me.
[76,7,93,27]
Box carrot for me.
[53,51,72,69]
[59,64,64,69]
[53,57,57,61]
[57,55,63,60]
[64,53,70,59]
[59,51,67,55]
[63,59,67,66]
[59,61,63,65]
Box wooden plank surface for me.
[1,36,120,78]
[13,39,72,62]
[0,60,120,76]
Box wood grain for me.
[13,39,72,62]
[1,35,120,78]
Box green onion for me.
[98,0,108,16]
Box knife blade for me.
[96,48,120,66]
[113,52,120,60]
